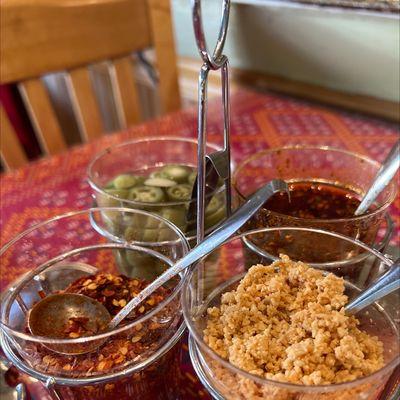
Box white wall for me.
[171,0,400,102]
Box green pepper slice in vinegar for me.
[124,250,164,280]
[188,171,197,186]
[123,213,162,230]
[205,205,226,229]
[97,189,129,207]
[124,226,142,241]
[128,186,165,203]
[144,178,177,188]
[106,188,129,198]
[205,196,221,216]
[113,174,144,190]
[160,206,187,227]
[97,189,129,227]
[145,212,162,229]
[161,165,192,183]
[124,225,159,242]
[166,184,192,202]
[122,214,147,231]
[150,170,170,180]
[158,226,181,242]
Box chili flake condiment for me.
[25,273,180,378]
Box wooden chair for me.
[0,0,181,171]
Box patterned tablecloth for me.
[1,89,399,399]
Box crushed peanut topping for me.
[204,255,384,385]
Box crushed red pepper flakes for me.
[65,273,169,319]
[25,273,180,378]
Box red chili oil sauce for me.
[263,181,367,219]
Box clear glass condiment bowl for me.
[182,227,399,400]
[233,146,397,248]
[0,208,190,400]
[88,136,232,246]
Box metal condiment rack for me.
[192,0,232,244]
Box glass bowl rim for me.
[232,144,398,223]
[240,212,394,270]
[87,136,227,207]
[182,226,400,392]
[0,207,190,344]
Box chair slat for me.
[110,56,142,128]
[66,67,103,142]
[148,0,181,114]
[18,79,66,155]
[0,106,28,170]
[1,0,152,83]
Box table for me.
[1,89,399,399]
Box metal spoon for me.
[28,179,288,354]
[355,140,399,216]
[15,384,26,400]
[345,259,399,315]
[110,179,288,328]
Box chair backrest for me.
[0,0,181,170]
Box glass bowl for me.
[0,208,190,400]
[182,227,399,400]
[233,146,397,247]
[88,136,231,246]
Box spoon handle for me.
[345,260,400,315]
[355,140,400,216]
[16,383,26,400]
[109,179,289,329]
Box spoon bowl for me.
[28,293,111,355]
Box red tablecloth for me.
[1,89,399,399]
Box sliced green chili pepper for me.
[205,196,221,216]
[124,225,160,242]
[106,188,129,198]
[160,206,186,227]
[144,178,177,188]
[150,170,170,179]
[161,165,192,183]
[113,174,144,190]
[188,171,197,186]
[97,189,128,207]
[205,206,226,229]
[124,250,165,280]
[166,184,192,201]
[129,186,165,203]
